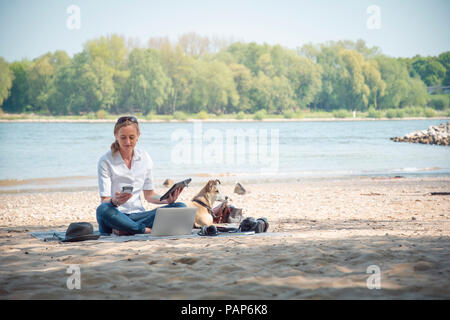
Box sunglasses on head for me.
[116,116,138,124]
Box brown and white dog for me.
[188,179,227,227]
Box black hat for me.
[62,222,100,242]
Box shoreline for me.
[0,117,449,123]
[1,173,450,195]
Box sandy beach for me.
[0,176,449,299]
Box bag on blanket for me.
[239,217,269,233]
[199,217,270,236]
[212,217,269,234]
[213,201,243,224]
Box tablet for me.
[159,178,191,201]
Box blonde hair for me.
[111,119,140,153]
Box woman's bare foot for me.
[112,229,132,236]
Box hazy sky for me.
[0,0,449,62]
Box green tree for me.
[49,50,71,71]
[224,43,321,112]
[50,52,102,115]
[229,63,253,112]
[333,39,381,59]
[248,72,273,112]
[300,41,387,111]
[402,77,428,107]
[413,58,446,86]
[402,55,447,87]
[306,44,343,110]
[187,60,238,114]
[0,58,15,108]
[26,51,70,114]
[438,52,450,86]
[157,43,194,114]
[270,75,296,113]
[376,56,409,108]
[84,34,128,70]
[91,58,115,111]
[287,53,322,109]
[304,45,370,111]
[28,53,55,113]
[125,48,171,114]
[362,59,386,109]
[83,34,129,112]
[227,42,271,76]
[248,72,294,113]
[337,49,371,110]
[2,36,441,117]
[2,60,30,113]
[376,55,428,109]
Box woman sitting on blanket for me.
[96,116,186,235]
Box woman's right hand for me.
[112,191,132,206]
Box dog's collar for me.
[193,198,216,217]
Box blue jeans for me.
[96,202,187,235]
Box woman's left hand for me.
[167,186,183,204]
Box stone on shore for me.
[163,179,174,188]
[234,182,247,195]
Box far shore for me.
[1,117,449,123]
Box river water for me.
[0,119,449,192]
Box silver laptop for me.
[151,207,197,236]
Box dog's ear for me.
[205,180,215,191]
[205,179,220,192]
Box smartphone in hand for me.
[122,186,134,194]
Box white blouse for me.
[97,148,155,213]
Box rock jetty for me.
[391,122,449,146]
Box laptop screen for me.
[151,207,197,236]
